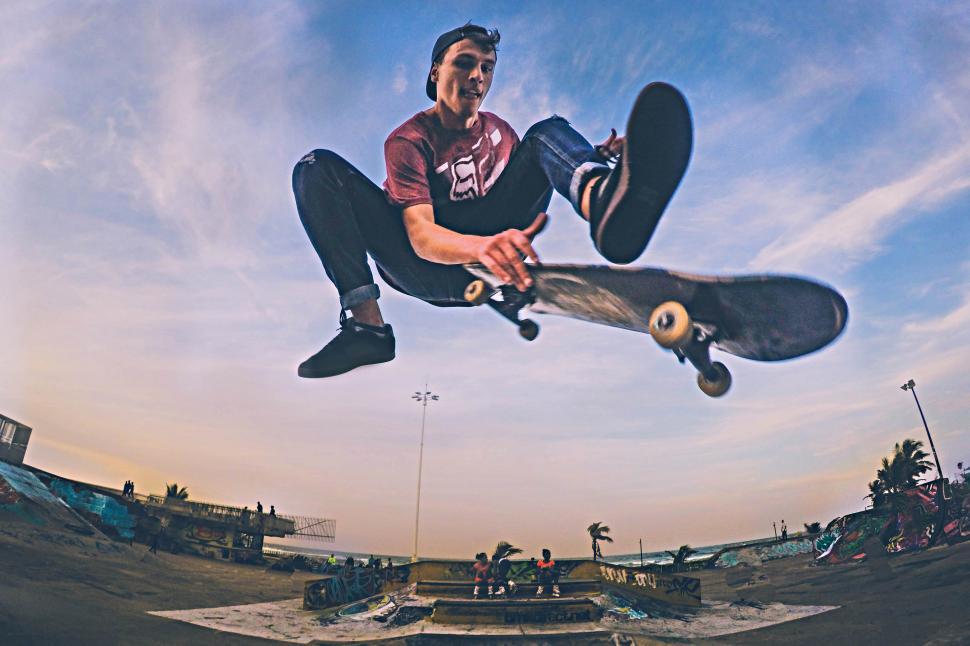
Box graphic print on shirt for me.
[440,127,505,202]
[450,154,480,201]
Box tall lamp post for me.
[900,379,944,479]
[411,385,439,561]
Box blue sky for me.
[1,1,968,557]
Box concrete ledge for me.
[431,597,602,625]
[417,579,601,597]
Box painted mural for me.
[815,480,949,564]
[0,462,75,526]
[0,476,21,505]
[595,563,702,606]
[440,559,580,582]
[303,560,702,611]
[47,478,138,540]
[186,524,229,545]
[304,565,411,609]
[713,538,814,568]
[942,494,970,545]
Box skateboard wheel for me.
[697,361,731,398]
[518,319,539,341]
[649,301,693,349]
[464,279,490,306]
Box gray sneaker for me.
[298,312,395,378]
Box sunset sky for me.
[2,1,968,558]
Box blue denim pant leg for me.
[293,149,474,308]
[522,116,609,215]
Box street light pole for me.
[411,385,439,562]
[900,379,944,479]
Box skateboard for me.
[463,264,848,397]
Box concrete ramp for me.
[0,461,103,535]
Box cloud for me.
[392,64,408,94]
[750,142,970,272]
[3,3,969,557]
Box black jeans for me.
[292,116,604,309]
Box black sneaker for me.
[589,82,693,264]
[298,312,395,378]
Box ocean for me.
[263,535,777,567]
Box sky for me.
[1,0,968,559]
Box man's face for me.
[431,39,496,117]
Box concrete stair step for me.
[417,579,601,596]
[431,597,603,625]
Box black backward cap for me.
[426,23,491,101]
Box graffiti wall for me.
[0,461,79,527]
[304,565,412,609]
[47,478,138,541]
[303,559,701,611]
[815,480,949,564]
[942,494,970,545]
[713,538,814,568]
[587,562,701,607]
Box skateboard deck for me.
[463,263,848,397]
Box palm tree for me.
[492,541,523,561]
[587,522,614,561]
[866,479,887,508]
[165,483,189,500]
[867,439,933,507]
[665,544,697,567]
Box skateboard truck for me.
[649,301,731,397]
[464,279,540,341]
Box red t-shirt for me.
[472,560,492,581]
[536,559,556,570]
[383,111,519,208]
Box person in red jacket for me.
[471,552,494,599]
[535,548,560,598]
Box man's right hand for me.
[475,212,548,291]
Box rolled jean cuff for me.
[339,283,380,310]
[569,161,609,214]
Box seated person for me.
[492,554,517,597]
[472,552,494,599]
[535,548,560,598]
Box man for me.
[293,24,691,378]
[535,548,560,597]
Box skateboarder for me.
[293,23,691,378]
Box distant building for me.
[0,414,31,465]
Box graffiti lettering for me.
[632,572,656,588]
[665,576,702,600]
[503,609,593,624]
